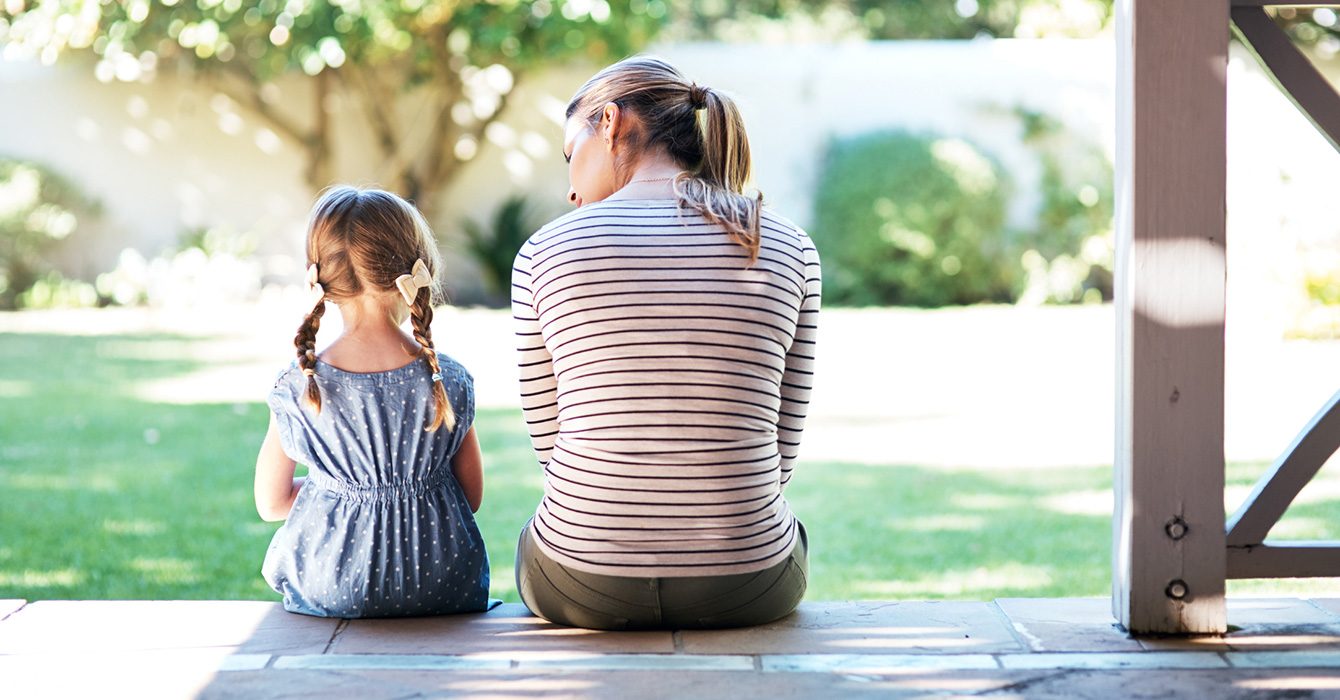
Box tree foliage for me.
[0,158,100,310]
[0,0,661,214]
[660,0,1113,41]
[0,0,1122,224]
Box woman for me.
[510,56,821,630]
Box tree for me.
[0,0,1123,224]
[658,0,1113,41]
[1268,6,1340,55]
[0,0,660,216]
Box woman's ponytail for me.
[676,85,763,262]
[567,56,765,261]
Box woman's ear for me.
[602,102,622,151]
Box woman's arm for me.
[512,244,560,465]
[450,426,484,513]
[777,242,822,491]
[254,413,304,521]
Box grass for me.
[3,328,1340,603]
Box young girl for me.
[255,185,494,618]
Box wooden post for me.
[1113,0,1229,635]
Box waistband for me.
[307,469,450,503]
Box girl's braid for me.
[294,300,326,413]
[410,290,454,432]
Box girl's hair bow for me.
[305,264,324,307]
[395,259,432,305]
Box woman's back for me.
[513,200,821,577]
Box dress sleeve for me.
[266,364,312,466]
[447,358,476,457]
[778,239,821,490]
[511,241,559,466]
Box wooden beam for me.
[1232,6,1340,153]
[1227,389,1340,546]
[1230,2,1340,7]
[1227,2,1340,7]
[1228,542,1340,578]
[1113,0,1229,636]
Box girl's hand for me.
[255,413,303,521]
[451,426,484,513]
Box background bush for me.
[1011,109,1115,306]
[461,194,544,307]
[0,158,100,310]
[812,131,1019,307]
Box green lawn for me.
[3,329,1339,603]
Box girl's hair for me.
[296,185,455,432]
[567,55,763,261]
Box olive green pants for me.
[515,521,808,630]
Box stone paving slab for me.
[0,600,24,621]
[979,668,1340,699]
[2,648,241,700]
[1226,650,1340,669]
[0,600,337,655]
[332,602,675,655]
[994,598,1144,652]
[762,652,999,672]
[998,651,1228,670]
[201,667,1056,700]
[679,601,1026,655]
[1311,598,1340,618]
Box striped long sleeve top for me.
[511,199,821,578]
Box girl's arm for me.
[451,426,484,513]
[255,413,304,521]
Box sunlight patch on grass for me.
[852,563,1054,598]
[490,566,517,599]
[891,514,987,532]
[94,339,205,361]
[1292,473,1340,506]
[1229,578,1340,597]
[949,493,1020,510]
[1267,517,1336,540]
[103,519,166,536]
[130,558,199,585]
[0,380,32,398]
[1040,489,1112,516]
[1225,484,1257,515]
[0,569,82,588]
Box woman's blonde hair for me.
[567,56,763,261]
[295,185,455,431]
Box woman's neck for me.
[607,152,684,201]
[320,293,420,373]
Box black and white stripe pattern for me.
[512,200,820,577]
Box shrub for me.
[0,158,100,310]
[811,131,1019,307]
[1011,109,1115,305]
[461,194,542,305]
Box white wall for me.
[0,40,1114,297]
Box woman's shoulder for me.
[759,208,811,244]
[526,200,681,246]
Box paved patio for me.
[6,598,1340,698]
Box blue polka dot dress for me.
[261,351,497,618]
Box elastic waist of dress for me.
[307,470,449,503]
